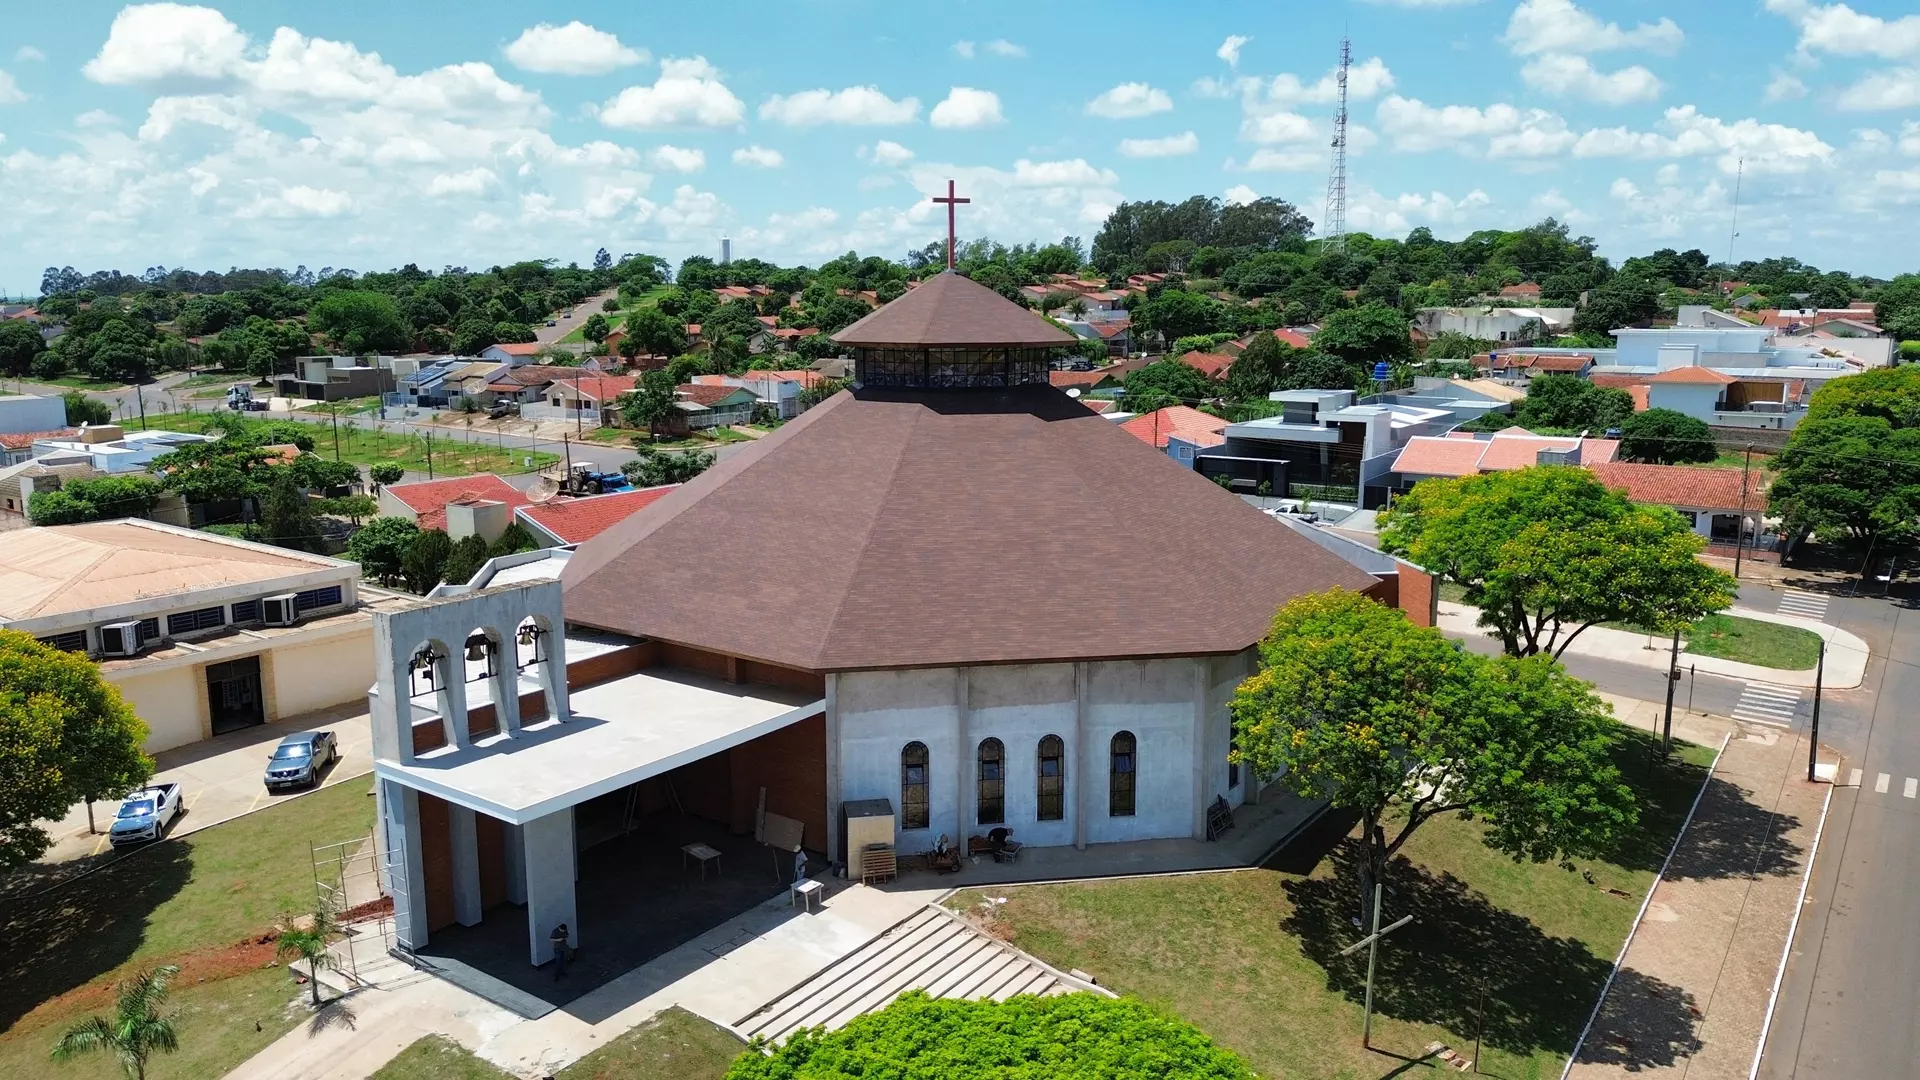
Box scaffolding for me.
[310,828,396,984]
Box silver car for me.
[263,731,338,791]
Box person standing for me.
[550,923,569,981]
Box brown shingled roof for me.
[561,385,1376,671]
[831,271,1077,348]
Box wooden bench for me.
[859,842,897,885]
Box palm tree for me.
[51,965,181,1080]
[1066,298,1090,321]
[275,909,339,1008]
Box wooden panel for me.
[417,794,455,933]
[476,813,508,911]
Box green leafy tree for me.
[1122,359,1216,412]
[1424,330,1499,360]
[344,516,419,587]
[1572,276,1662,338]
[1231,590,1637,922]
[1223,331,1291,401]
[308,290,410,355]
[622,446,715,487]
[0,319,46,377]
[0,630,152,869]
[1873,274,1920,341]
[259,471,323,552]
[27,474,163,525]
[51,964,181,1080]
[368,463,405,490]
[621,369,680,437]
[274,911,338,1008]
[1286,352,1362,391]
[581,312,610,344]
[442,533,491,586]
[1132,288,1226,345]
[1617,408,1718,464]
[401,528,453,594]
[63,390,112,427]
[487,521,538,557]
[728,991,1255,1080]
[1508,374,1634,432]
[1380,466,1736,657]
[1801,365,1920,426]
[1312,303,1413,366]
[1768,416,1920,547]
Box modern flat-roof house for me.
[0,519,405,752]
[30,426,216,473]
[274,355,398,402]
[368,272,1415,994]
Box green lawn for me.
[1702,450,1775,472]
[25,375,129,391]
[371,1008,745,1080]
[558,287,666,343]
[1682,613,1823,669]
[0,779,376,1040]
[952,729,1718,1080]
[144,412,557,476]
[173,371,252,390]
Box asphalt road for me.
[1757,586,1920,1080]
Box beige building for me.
[0,519,406,752]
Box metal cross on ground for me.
[931,179,969,271]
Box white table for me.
[791,877,825,913]
[682,842,722,879]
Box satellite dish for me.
[1066,387,1082,398]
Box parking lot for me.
[37,701,374,865]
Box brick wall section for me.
[730,713,828,847]
[1362,575,1400,612]
[1395,561,1438,629]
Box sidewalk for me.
[1568,710,1832,1079]
[1437,603,1869,689]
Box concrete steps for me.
[733,905,1110,1045]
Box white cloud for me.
[1765,0,1920,61]
[732,144,784,168]
[1346,187,1492,234]
[76,110,119,128]
[1240,112,1316,144]
[1902,121,1920,156]
[239,184,352,219]
[1217,35,1251,68]
[1504,0,1684,56]
[426,167,494,196]
[1765,74,1808,102]
[1376,95,1568,155]
[863,140,915,166]
[1571,105,1834,173]
[1520,55,1662,104]
[84,3,250,83]
[1118,131,1198,158]
[930,87,1003,128]
[1657,163,1682,183]
[503,21,645,75]
[649,144,705,173]
[759,86,919,126]
[137,93,256,140]
[986,40,1027,59]
[599,56,744,129]
[1224,183,1259,205]
[1837,68,1920,110]
[1010,159,1117,187]
[0,71,25,105]
[1242,147,1322,171]
[1252,57,1395,107]
[1358,0,1483,6]
[951,41,975,60]
[654,184,727,237]
[13,46,43,63]
[1085,82,1172,119]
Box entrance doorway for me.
[205,656,264,735]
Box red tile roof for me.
[1648,366,1737,385]
[571,375,638,401]
[1499,282,1542,298]
[1391,437,1491,478]
[1626,385,1650,411]
[1049,369,1116,390]
[1119,406,1229,450]
[1582,438,1620,463]
[1588,373,1651,390]
[1527,354,1593,372]
[0,427,77,450]
[385,474,530,532]
[1584,463,1757,513]
[1475,433,1582,471]
[1179,352,1235,380]
[1081,398,1117,414]
[518,486,679,544]
[489,342,540,356]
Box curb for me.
[1748,778,1834,1079]
[1561,730,1733,1079]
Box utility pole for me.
[425,430,434,480]
[134,379,148,431]
[1808,638,1825,783]
[1734,444,1753,578]
[1662,628,1681,752]
[1337,882,1413,1050]
[331,406,341,461]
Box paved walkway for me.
[1569,705,1832,1079]
[1438,603,1869,689]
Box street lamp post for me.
[1662,628,1681,752]
[1808,637,1826,783]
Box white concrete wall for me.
[271,630,376,719]
[833,654,1252,851]
[1647,383,1723,423]
[0,393,67,434]
[111,666,206,752]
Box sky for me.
[0,0,1916,292]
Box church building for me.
[367,271,1399,984]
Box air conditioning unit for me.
[261,593,299,627]
[98,621,142,657]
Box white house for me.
[30,426,216,473]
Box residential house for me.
[1178,351,1235,380]
[0,519,405,752]
[665,383,757,434]
[379,474,533,535]
[521,374,638,425]
[480,342,543,364]
[1413,306,1575,342]
[32,426,216,473]
[273,355,397,402]
[1120,406,1229,464]
[1219,388,1509,502]
[1049,368,1122,395]
[1388,428,1618,490]
[0,455,100,522]
[483,364,591,408]
[1584,462,1762,547]
[515,485,680,548]
[1675,305,1754,330]
[1,427,78,467]
[692,369,826,420]
[391,357,471,409]
[1497,282,1542,301]
[0,392,68,435]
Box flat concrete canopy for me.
[375,667,823,824]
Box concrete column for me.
[493,661,522,737]
[1191,657,1210,841]
[440,657,470,750]
[1073,662,1089,851]
[824,675,842,866]
[379,779,429,952]
[503,823,526,905]
[522,807,578,967]
[954,668,970,842]
[448,805,482,927]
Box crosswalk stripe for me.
[1849,768,1864,787]
[1732,683,1804,728]
[1876,773,1890,794]
[1904,778,1916,799]
[1777,591,1830,620]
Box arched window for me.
[900,742,930,830]
[1037,735,1065,821]
[1109,731,1136,817]
[976,738,1005,825]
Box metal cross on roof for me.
[931,179,969,272]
